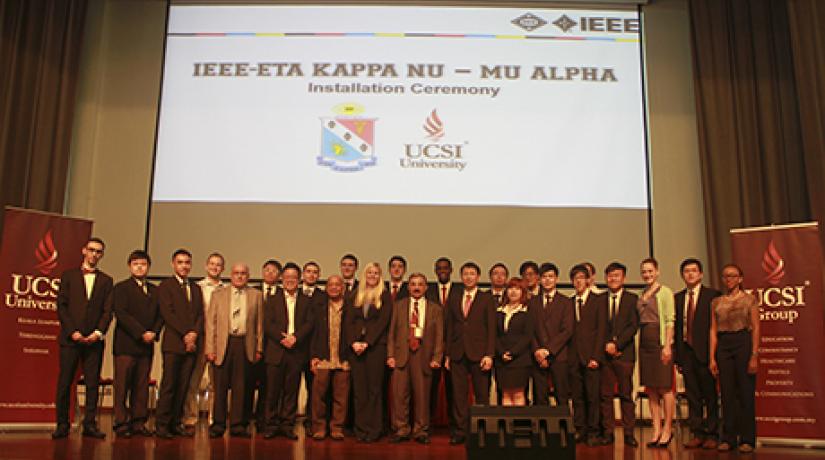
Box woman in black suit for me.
[495,277,535,406]
[346,262,392,442]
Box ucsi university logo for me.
[400,109,468,172]
[747,240,807,324]
[5,230,60,311]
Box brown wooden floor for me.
[1,414,824,460]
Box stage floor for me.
[1,414,823,460]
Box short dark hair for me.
[303,261,320,271]
[340,253,359,267]
[488,262,509,277]
[127,250,151,265]
[604,262,627,275]
[582,261,596,276]
[519,261,539,275]
[388,255,407,268]
[435,257,452,268]
[641,257,659,269]
[460,261,481,275]
[282,262,301,275]
[539,262,559,276]
[569,264,589,280]
[87,237,105,249]
[680,258,703,274]
[172,248,192,260]
[206,252,225,265]
[263,259,283,272]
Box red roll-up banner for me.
[0,207,93,425]
[730,222,825,444]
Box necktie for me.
[392,284,398,302]
[232,289,241,335]
[181,280,190,302]
[82,267,96,275]
[463,293,472,318]
[266,286,273,299]
[610,294,617,323]
[409,300,420,351]
[686,289,696,346]
[576,297,582,322]
[441,286,447,306]
[138,280,147,295]
[304,287,311,297]
[544,293,552,308]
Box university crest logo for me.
[317,103,377,172]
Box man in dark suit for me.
[249,259,281,431]
[340,254,359,299]
[111,250,162,438]
[387,273,443,444]
[52,237,113,439]
[309,275,350,440]
[597,262,640,447]
[263,263,315,440]
[519,261,541,298]
[205,262,263,438]
[386,255,409,303]
[155,248,204,439]
[300,260,325,435]
[568,264,606,446]
[487,263,509,306]
[675,258,722,449]
[531,263,573,409]
[445,262,496,445]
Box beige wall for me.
[67,0,705,384]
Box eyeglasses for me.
[722,274,741,279]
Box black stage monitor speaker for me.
[467,405,575,460]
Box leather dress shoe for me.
[702,438,718,449]
[282,429,298,440]
[82,426,106,439]
[415,435,431,444]
[624,435,639,447]
[600,434,615,445]
[574,432,587,443]
[230,429,251,438]
[131,427,154,437]
[115,428,132,438]
[172,425,194,437]
[51,425,70,439]
[330,432,345,441]
[155,429,175,439]
[389,434,409,443]
[449,434,465,445]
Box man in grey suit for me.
[205,262,263,438]
[386,273,443,445]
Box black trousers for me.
[717,330,756,446]
[429,365,457,433]
[450,357,490,437]
[569,361,600,434]
[55,342,104,428]
[600,358,635,435]
[113,354,152,430]
[350,345,387,440]
[155,352,197,430]
[213,337,250,431]
[245,360,267,429]
[265,352,304,430]
[681,342,719,439]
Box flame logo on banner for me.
[762,240,785,286]
[34,229,59,275]
[423,109,444,141]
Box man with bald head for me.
[205,262,263,438]
[309,275,351,440]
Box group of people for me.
[52,237,761,454]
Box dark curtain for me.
[689,0,825,281]
[0,0,88,231]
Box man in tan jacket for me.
[205,262,263,437]
[387,273,443,444]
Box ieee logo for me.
[317,103,377,172]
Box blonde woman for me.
[637,258,676,448]
[346,262,392,442]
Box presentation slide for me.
[152,5,647,209]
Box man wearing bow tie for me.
[52,237,113,440]
[155,249,204,439]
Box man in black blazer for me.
[568,264,606,446]
[111,250,162,438]
[531,263,573,409]
[488,263,509,306]
[52,237,113,439]
[445,262,496,445]
[386,255,409,303]
[340,254,359,299]
[263,263,315,440]
[598,262,640,447]
[675,258,722,449]
[155,248,204,439]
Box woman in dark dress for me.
[637,258,676,447]
[346,262,392,442]
[495,277,535,406]
[709,264,760,454]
